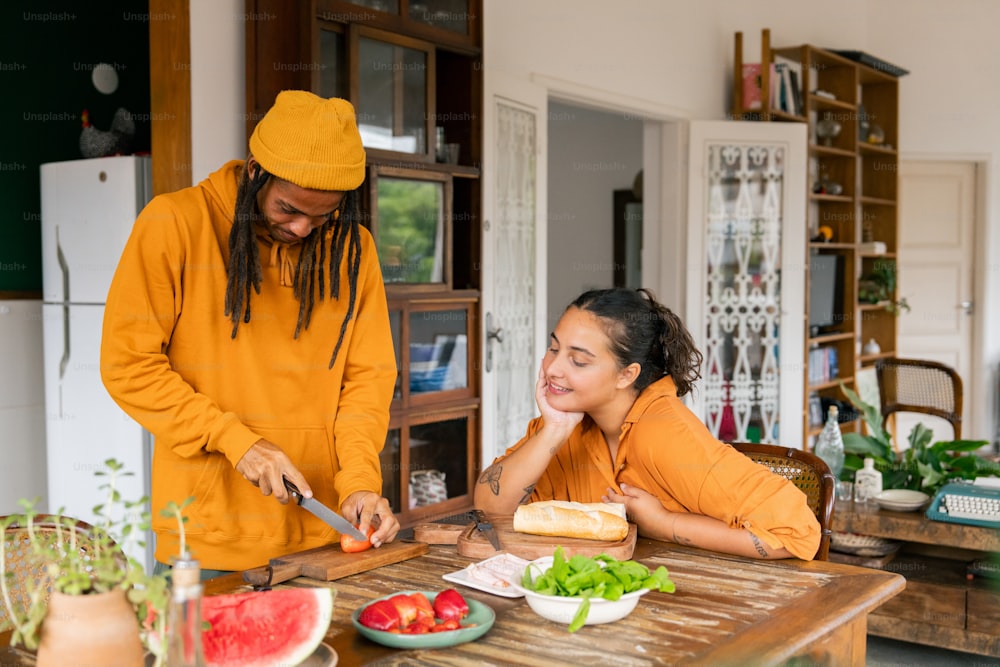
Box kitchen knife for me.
[472,509,502,551]
[283,478,369,542]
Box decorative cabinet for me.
[246,0,483,526]
[733,29,903,446]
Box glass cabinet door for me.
[380,413,473,514]
[407,307,469,395]
[687,122,807,447]
[357,33,431,155]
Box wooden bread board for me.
[456,515,637,560]
[243,540,428,587]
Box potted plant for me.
[0,459,188,667]
[838,383,993,495]
[857,259,910,315]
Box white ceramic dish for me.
[874,489,930,512]
[510,556,649,627]
[442,553,529,598]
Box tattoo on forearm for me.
[518,484,536,505]
[478,465,502,496]
[750,533,768,557]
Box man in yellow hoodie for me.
[101,91,399,574]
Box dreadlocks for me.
[224,162,363,369]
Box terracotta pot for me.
[37,588,145,667]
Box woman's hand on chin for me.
[535,362,584,431]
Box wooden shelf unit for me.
[246,0,484,528]
[733,29,902,447]
[831,505,1000,657]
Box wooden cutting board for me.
[242,540,428,587]
[455,515,637,560]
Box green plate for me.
[351,590,495,649]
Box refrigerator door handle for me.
[57,228,70,380]
[59,304,70,381]
[56,226,70,303]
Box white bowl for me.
[874,489,930,512]
[511,556,649,626]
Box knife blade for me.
[472,509,502,551]
[283,479,369,542]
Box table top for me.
[832,501,1000,552]
[200,538,904,667]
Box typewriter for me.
[925,478,1000,529]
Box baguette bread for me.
[512,500,629,541]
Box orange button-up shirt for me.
[496,377,821,560]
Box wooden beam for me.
[149,0,192,196]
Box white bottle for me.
[854,457,883,504]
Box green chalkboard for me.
[1,1,151,292]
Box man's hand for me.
[235,439,311,503]
[340,491,399,548]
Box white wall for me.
[189,0,246,183]
[546,101,643,331]
[186,0,1000,443]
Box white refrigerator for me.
[40,156,154,571]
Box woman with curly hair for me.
[475,287,820,560]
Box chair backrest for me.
[875,357,963,440]
[730,443,836,561]
[0,515,119,632]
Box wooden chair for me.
[0,515,120,632]
[730,443,836,561]
[875,357,963,440]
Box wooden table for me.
[197,538,904,666]
[831,501,1000,657]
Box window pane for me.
[409,0,470,35]
[377,177,444,283]
[408,309,468,394]
[380,428,401,511]
[388,310,402,398]
[358,37,427,153]
[344,0,399,13]
[409,417,468,508]
[318,28,346,99]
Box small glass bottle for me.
[854,457,883,505]
[166,558,207,667]
[814,405,845,480]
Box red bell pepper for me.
[358,599,402,631]
[432,588,469,622]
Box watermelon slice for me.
[201,588,334,667]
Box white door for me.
[480,73,547,467]
[896,160,977,440]
[686,121,808,447]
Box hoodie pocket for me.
[187,423,338,545]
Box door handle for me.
[958,300,973,315]
[485,312,504,373]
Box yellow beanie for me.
[249,91,366,191]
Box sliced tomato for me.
[340,524,375,553]
[430,618,462,632]
[409,592,435,624]
[358,599,401,631]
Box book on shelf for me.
[772,55,803,116]
[808,345,839,385]
[741,62,774,111]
